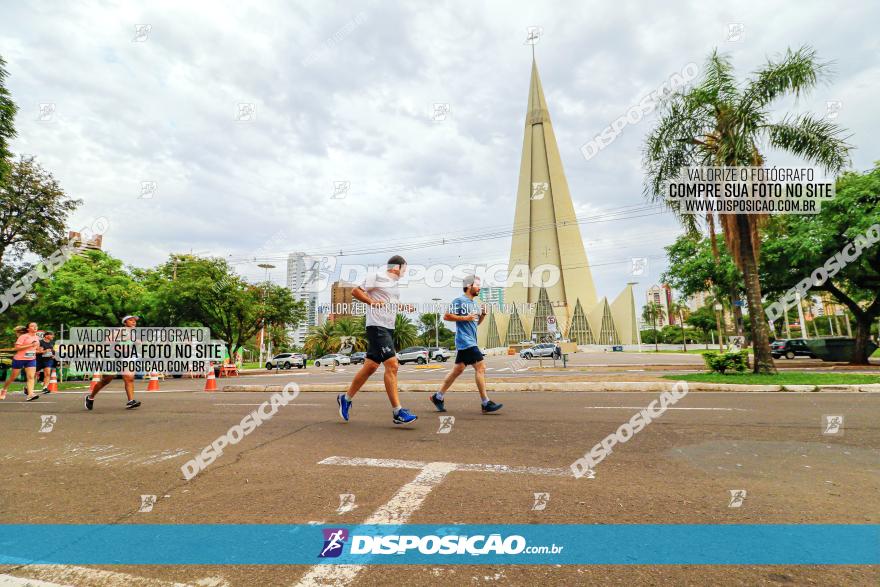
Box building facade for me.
[286,252,318,347]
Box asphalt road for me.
[0,387,877,586]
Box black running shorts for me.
[455,346,484,366]
[366,326,396,363]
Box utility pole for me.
[432,297,442,349]
[257,263,275,367]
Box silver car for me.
[314,354,351,367]
[519,343,559,359]
[265,353,305,370]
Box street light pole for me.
[432,297,442,348]
[257,263,275,367]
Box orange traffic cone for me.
[89,372,102,392]
[204,366,217,392]
[147,371,160,391]
[47,368,59,393]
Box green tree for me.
[303,322,337,358]
[417,312,454,346]
[0,55,18,184]
[641,301,666,352]
[645,46,851,373]
[669,300,690,352]
[266,323,291,352]
[760,165,880,363]
[392,313,418,350]
[687,304,719,348]
[142,255,305,358]
[331,316,367,352]
[27,250,145,327]
[0,156,82,268]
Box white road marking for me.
[584,406,750,411]
[295,456,568,586]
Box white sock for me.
[344,393,354,402]
[392,406,401,415]
[481,398,489,406]
[435,391,445,400]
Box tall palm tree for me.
[330,316,367,352]
[645,46,851,373]
[670,300,690,352]
[642,302,666,352]
[303,322,338,358]
[392,313,419,350]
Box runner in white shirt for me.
[337,255,418,425]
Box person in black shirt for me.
[37,331,56,394]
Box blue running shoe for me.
[393,408,418,424]
[337,393,352,421]
[429,393,446,412]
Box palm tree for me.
[642,302,666,352]
[330,316,367,352]
[303,322,338,358]
[392,313,419,350]
[670,301,690,352]
[644,46,851,373]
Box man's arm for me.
[351,287,377,306]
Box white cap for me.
[121,315,140,324]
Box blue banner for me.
[0,524,876,565]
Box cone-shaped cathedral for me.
[479,58,638,347]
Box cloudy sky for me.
[2,0,878,310]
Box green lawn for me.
[663,372,880,385]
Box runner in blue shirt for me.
[429,275,502,414]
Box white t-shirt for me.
[361,270,400,329]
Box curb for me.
[221,382,880,393]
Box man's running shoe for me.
[393,408,418,424]
[481,400,503,413]
[25,393,40,402]
[125,399,141,409]
[41,387,51,395]
[337,393,352,421]
[84,394,94,410]
[429,393,446,412]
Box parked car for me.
[428,347,451,362]
[265,353,305,370]
[397,346,430,365]
[314,354,351,367]
[770,338,817,360]
[519,343,560,360]
[350,352,367,364]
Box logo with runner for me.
[39,415,57,433]
[318,528,349,558]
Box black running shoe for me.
[84,394,94,410]
[429,392,446,412]
[41,387,51,395]
[481,400,503,413]
[25,393,40,402]
[125,399,141,410]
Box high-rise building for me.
[330,281,366,319]
[645,284,675,327]
[477,58,638,348]
[286,252,318,347]
[686,290,712,313]
[67,231,102,251]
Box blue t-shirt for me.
[450,295,480,350]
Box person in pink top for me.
[1,322,41,401]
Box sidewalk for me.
[223,380,880,393]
